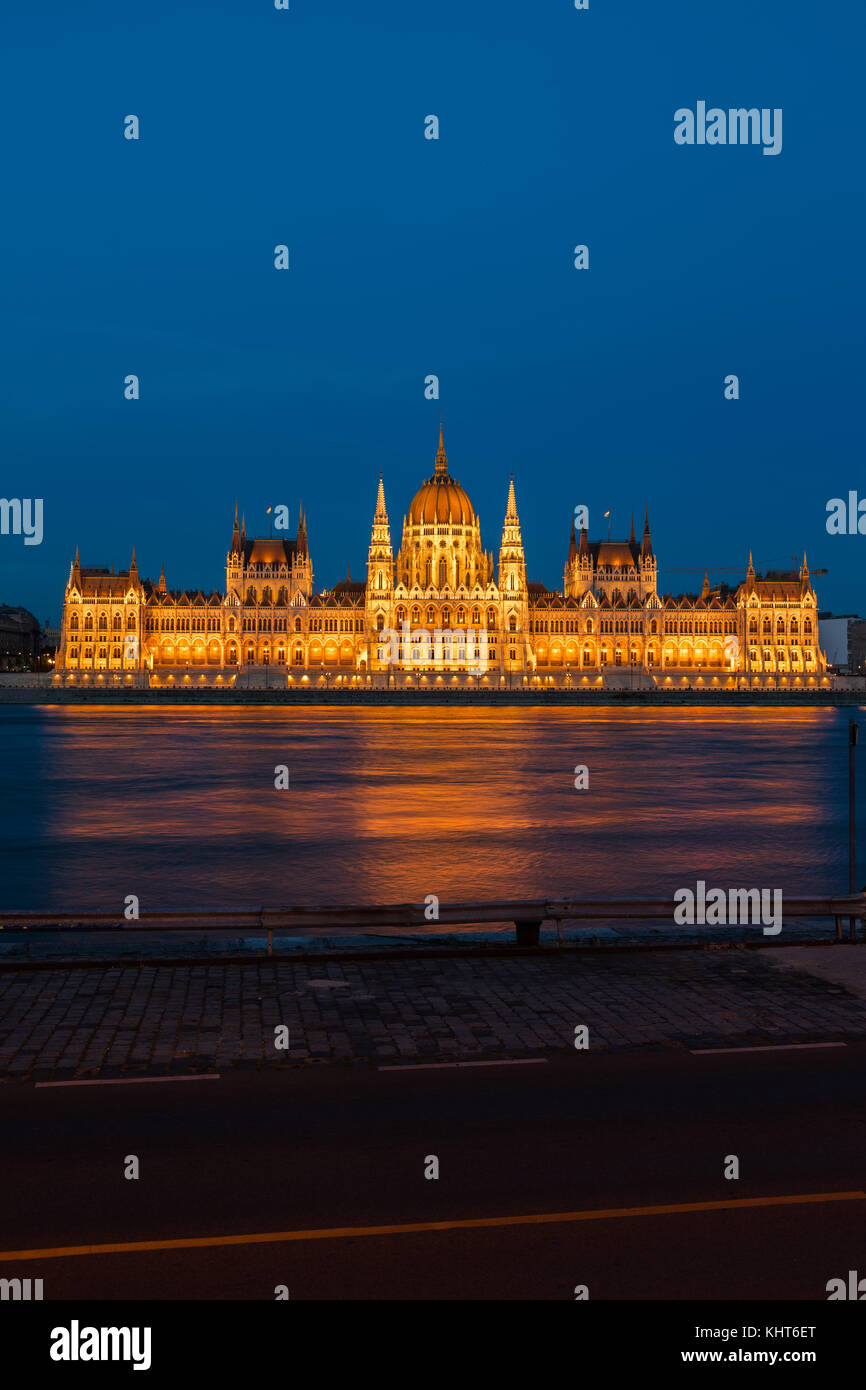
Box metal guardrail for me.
[1,894,864,953]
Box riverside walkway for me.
[2,944,865,1081]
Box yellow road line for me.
[0,1190,862,1264]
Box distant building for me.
[0,606,41,669]
[817,614,866,673]
[40,623,61,661]
[818,614,853,669]
[55,428,829,688]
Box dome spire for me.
[435,420,448,474]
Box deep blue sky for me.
[1,0,863,623]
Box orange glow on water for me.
[1,704,860,909]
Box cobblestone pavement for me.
[1,947,865,1081]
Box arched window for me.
[650,619,657,635]
[442,608,451,627]
[487,607,497,630]
[411,606,420,623]
[471,607,480,625]
[585,618,593,635]
[246,587,256,604]
[457,607,465,624]
[426,606,435,624]
[377,571,384,590]
[70,614,79,631]
[508,615,517,633]
[127,613,135,630]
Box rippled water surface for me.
[1,705,863,910]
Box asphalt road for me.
[1,1045,865,1299]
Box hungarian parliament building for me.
[56,428,827,688]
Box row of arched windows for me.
[68,612,135,632]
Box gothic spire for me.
[641,506,653,559]
[375,472,388,520]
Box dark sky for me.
[1,0,863,623]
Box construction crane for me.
[662,562,828,577]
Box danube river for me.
[1,704,863,912]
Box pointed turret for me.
[297,502,308,555]
[629,514,636,546]
[70,546,81,588]
[231,502,240,554]
[745,551,756,594]
[498,474,526,596]
[800,551,810,595]
[578,523,590,558]
[158,563,166,594]
[129,547,138,581]
[240,511,246,546]
[568,515,577,562]
[366,473,393,604]
[701,569,710,601]
[641,506,653,559]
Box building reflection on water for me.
[0,705,859,912]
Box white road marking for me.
[35,1074,222,1088]
[690,1042,846,1056]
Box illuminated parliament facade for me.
[56,428,827,688]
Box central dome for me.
[408,427,476,526]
